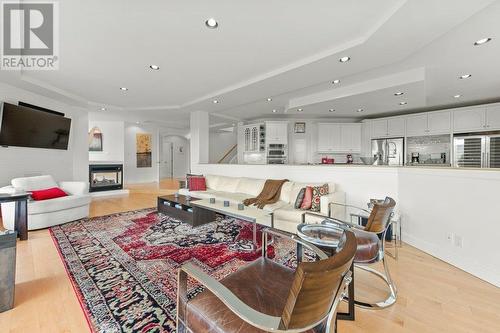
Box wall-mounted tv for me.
[0,102,72,150]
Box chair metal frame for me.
[303,201,397,310]
[177,228,353,333]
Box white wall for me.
[191,163,500,287]
[209,130,237,163]
[398,168,500,288]
[0,82,88,186]
[88,120,124,163]
[124,123,159,184]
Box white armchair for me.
[0,175,91,231]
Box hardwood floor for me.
[0,181,499,333]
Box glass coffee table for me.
[296,219,355,321]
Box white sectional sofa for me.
[0,175,91,230]
[179,175,345,234]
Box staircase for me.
[217,144,237,164]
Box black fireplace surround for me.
[89,164,123,192]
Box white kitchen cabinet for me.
[243,123,265,152]
[406,114,428,136]
[486,105,500,130]
[371,119,388,138]
[405,111,451,137]
[453,108,485,132]
[371,117,405,138]
[387,117,405,137]
[317,123,340,152]
[340,124,361,152]
[265,121,288,144]
[361,121,372,157]
[317,123,360,152]
[428,111,451,134]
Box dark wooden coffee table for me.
[157,195,216,227]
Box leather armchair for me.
[177,229,357,333]
[325,197,397,309]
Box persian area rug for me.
[50,208,296,333]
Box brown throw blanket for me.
[243,179,288,209]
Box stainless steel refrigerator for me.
[453,133,500,168]
[371,138,405,166]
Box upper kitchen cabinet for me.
[371,117,405,138]
[317,123,341,152]
[453,108,485,132]
[265,121,288,144]
[406,111,451,136]
[485,105,500,130]
[317,123,360,152]
[243,123,265,152]
[340,124,361,152]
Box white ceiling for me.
[2,0,500,128]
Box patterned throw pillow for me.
[300,187,313,210]
[310,184,329,212]
[294,187,306,209]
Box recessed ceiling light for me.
[297,108,303,112]
[459,74,472,79]
[120,87,128,91]
[272,109,277,113]
[135,121,140,124]
[212,99,219,104]
[329,109,335,112]
[149,64,160,70]
[332,79,340,84]
[454,94,462,98]
[266,97,273,102]
[474,37,491,46]
[339,56,350,63]
[100,107,106,111]
[399,101,407,105]
[394,92,404,96]
[205,18,218,29]
[357,108,364,113]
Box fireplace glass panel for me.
[91,171,122,188]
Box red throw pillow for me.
[30,187,68,201]
[189,177,207,191]
[300,186,313,210]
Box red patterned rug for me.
[50,208,296,333]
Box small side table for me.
[0,193,29,241]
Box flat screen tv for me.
[0,102,71,150]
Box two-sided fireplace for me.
[89,164,123,192]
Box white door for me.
[453,108,485,132]
[406,114,428,137]
[371,119,388,138]
[486,105,500,130]
[428,111,451,134]
[387,117,405,137]
[160,142,173,178]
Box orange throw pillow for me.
[300,186,313,210]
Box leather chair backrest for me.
[279,231,356,330]
[364,197,396,234]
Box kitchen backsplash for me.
[407,135,451,164]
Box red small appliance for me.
[321,157,335,164]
